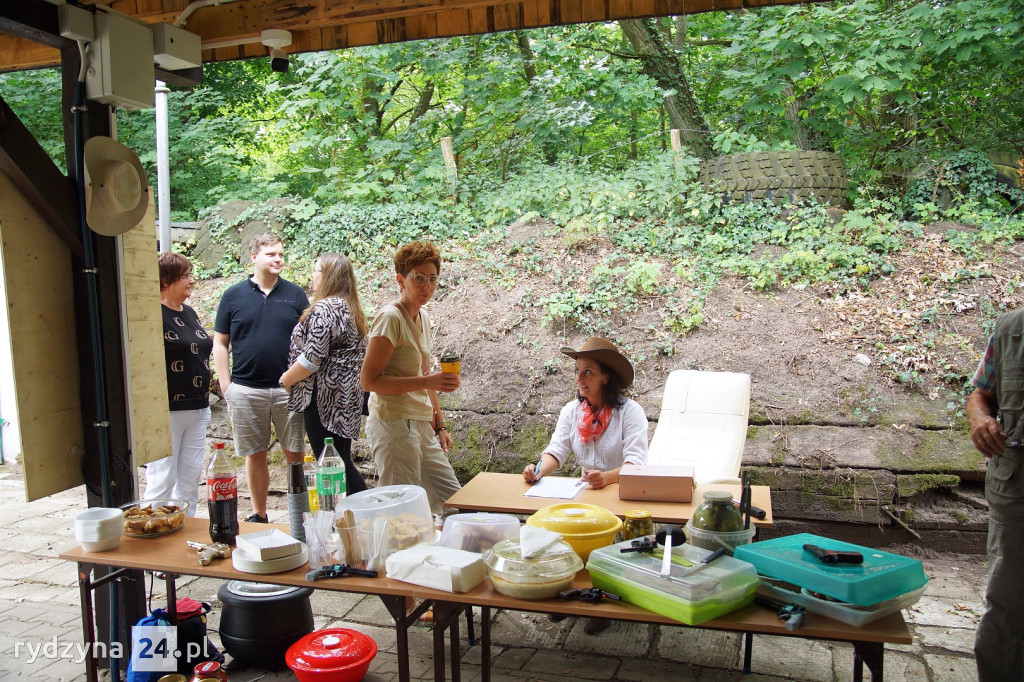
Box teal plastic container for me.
[586,539,759,625]
[733,533,927,606]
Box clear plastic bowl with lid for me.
[526,503,622,561]
[340,485,433,554]
[439,512,520,553]
[483,538,583,599]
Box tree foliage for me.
[0,1,1020,219]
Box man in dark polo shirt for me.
[213,233,309,522]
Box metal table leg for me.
[381,595,430,682]
[853,641,884,682]
[432,601,467,682]
[480,606,491,682]
[75,563,132,682]
[742,631,753,673]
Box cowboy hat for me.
[84,136,150,236]
[561,337,635,389]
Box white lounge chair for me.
[647,370,751,485]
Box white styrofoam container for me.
[758,576,928,627]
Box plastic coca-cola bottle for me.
[207,442,238,545]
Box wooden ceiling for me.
[3,0,817,74]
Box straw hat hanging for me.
[83,136,150,236]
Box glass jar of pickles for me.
[623,509,654,541]
[691,490,743,532]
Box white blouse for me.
[544,398,648,472]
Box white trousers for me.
[144,407,211,516]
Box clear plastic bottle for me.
[303,454,320,512]
[316,438,346,513]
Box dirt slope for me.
[191,217,1021,552]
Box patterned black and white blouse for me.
[286,297,367,439]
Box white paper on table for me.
[385,544,485,593]
[523,476,586,500]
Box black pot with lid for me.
[216,581,314,667]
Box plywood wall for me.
[0,169,173,500]
[120,203,172,467]
[0,170,85,500]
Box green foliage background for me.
[1,0,1022,394]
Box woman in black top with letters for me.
[148,253,213,516]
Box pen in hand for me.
[532,461,543,483]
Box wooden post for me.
[670,128,683,179]
[670,129,682,153]
[441,136,457,179]
[440,136,457,200]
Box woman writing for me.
[148,253,213,516]
[524,336,648,634]
[280,253,368,494]
[360,240,461,515]
[524,336,648,488]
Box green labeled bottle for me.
[316,438,346,513]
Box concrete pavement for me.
[0,466,985,681]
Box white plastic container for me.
[758,576,929,627]
[683,518,755,554]
[340,485,433,556]
[439,513,520,553]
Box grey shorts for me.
[224,383,305,457]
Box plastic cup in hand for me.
[440,352,460,375]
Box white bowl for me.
[75,508,123,534]
[76,520,122,537]
[76,528,122,541]
[80,536,121,553]
[75,508,123,546]
[75,507,123,524]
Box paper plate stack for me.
[232,528,308,573]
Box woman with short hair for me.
[360,240,461,515]
[148,252,212,515]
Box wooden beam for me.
[0,0,64,49]
[0,0,830,72]
[0,94,82,257]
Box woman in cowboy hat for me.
[525,336,648,635]
[523,337,648,490]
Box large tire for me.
[700,151,849,208]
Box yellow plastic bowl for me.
[526,503,622,562]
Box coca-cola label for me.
[208,476,237,501]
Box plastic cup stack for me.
[303,510,335,570]
[287,462,310,543]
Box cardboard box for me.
[618,464,695,502]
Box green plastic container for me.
[586,539,759,625]
[734,533,927,606]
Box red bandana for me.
[577,400,612,443]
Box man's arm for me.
[213,332,231,395]
[967,387,1005,458]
